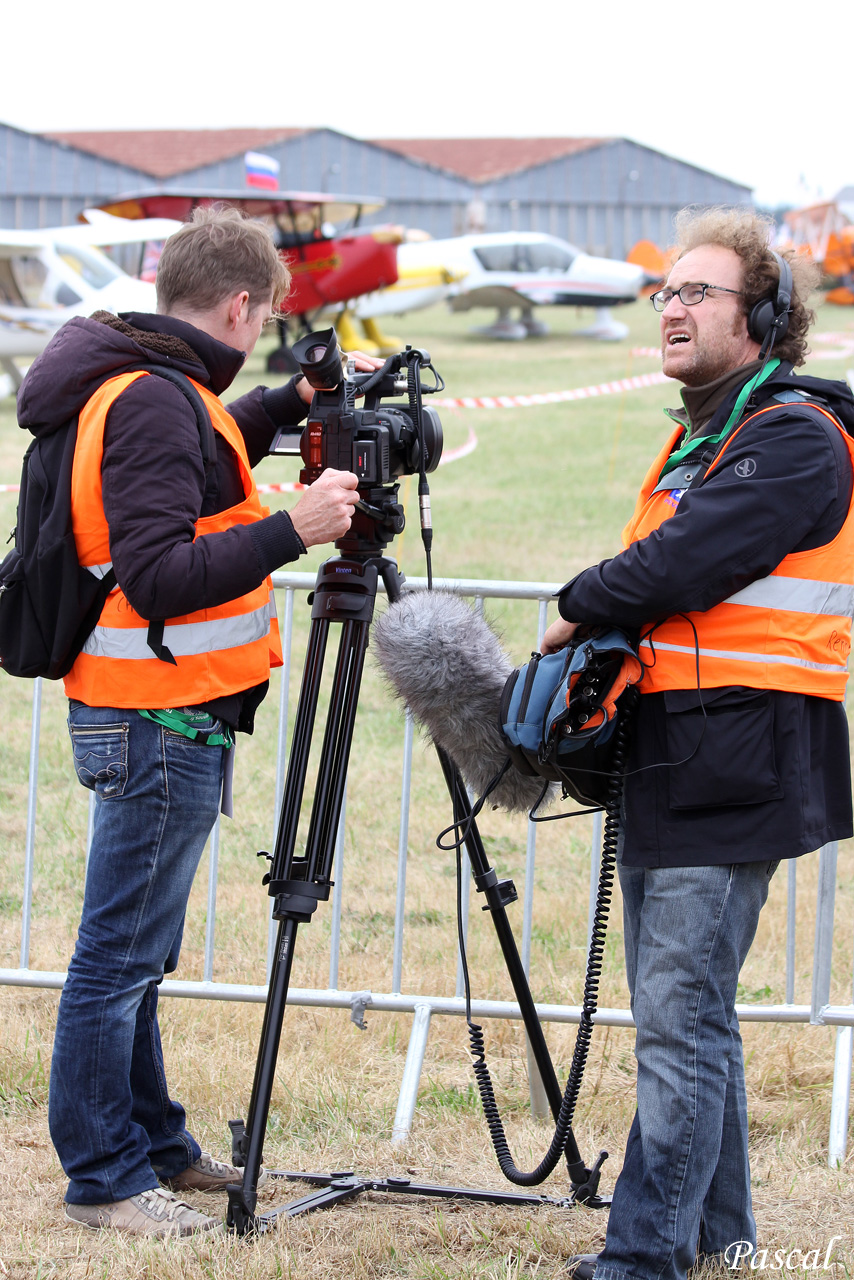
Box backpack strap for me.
[132,367,218,666]
[144,367,218,478]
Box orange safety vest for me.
[623,402,854,700]
[64,371,283,708]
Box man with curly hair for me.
[544,207,854,1280]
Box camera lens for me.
[305,345,329,364]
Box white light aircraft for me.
[0,213,180,396]
[387,231,649,341]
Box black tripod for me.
[226,540,609,1234]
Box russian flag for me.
[245,151,280,191]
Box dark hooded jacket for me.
[556,365,854,868]
[17,311,310,731]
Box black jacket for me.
[18,311,310,731]
[557,369,854,867]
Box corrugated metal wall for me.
[0,122,151,230]
[480,139,751,258]
[0,123,751,259]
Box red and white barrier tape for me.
[433,369,669,411]
[1,368,677,495]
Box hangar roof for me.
[44,128,307,178]
[370,137,610,182]
[44,128,612,184]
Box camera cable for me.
[455,705,634,1188]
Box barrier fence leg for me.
[811,842,838,1024]
[828,1025,852,1168]
[391,1003,432,1145]
[525,1036,550,1120]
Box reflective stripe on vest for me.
[82,595,276,660]
[641,639,844,676]
[628,401,854,700]
[64,372,283,708]
[722,575,854,617]
[85,562,113,580]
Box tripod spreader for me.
[264,879,330,924]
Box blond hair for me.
[156,205,290,315]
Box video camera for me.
[270,327,444,555]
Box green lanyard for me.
[658,359,780,482]
[138,708,234,747]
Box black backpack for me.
[0,367,216,680]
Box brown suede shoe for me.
[164,1151,268,1194]
[65,1187,220,1236]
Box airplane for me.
[0,213,178,395]
[92,190,405,371]
[391,230,650,341]
[334,233,463,353]
[778,200,854,305]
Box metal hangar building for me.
[1,123,751,260]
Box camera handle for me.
[225,555,608,1235]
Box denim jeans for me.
[49,703,225,1205]
[595,858,778,1280]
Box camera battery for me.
[353,440,376,481]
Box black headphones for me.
[747,249,793,356]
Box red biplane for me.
[93,189,401,370]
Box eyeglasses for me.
[650,283,743,312]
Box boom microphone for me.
[372,590,556,814]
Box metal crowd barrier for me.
[1,572,852,1163]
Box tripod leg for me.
[228,561,381,1233]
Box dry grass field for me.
[1,296,853,1277]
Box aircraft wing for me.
[0,217,181,257]
[92,190,386,227]
[0,231,53,257]
[0,306,63,357]
[78,210,183,244]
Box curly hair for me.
[156,205,290,316]
[673,206,820,366]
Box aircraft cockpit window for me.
[473,244,530,272]
[6,255,49,307]
[527,243,576,272]
[275,208,322,237]
[56,282,83,307]
[55,243,123,290]
[0,259,26,306]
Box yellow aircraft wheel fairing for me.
[336,310,379,355]
[361,316,403,355]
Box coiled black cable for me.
[464,695,636,1186]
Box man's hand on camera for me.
[290,468,360,547]
[541,617,579,655]
[295,351,386,405]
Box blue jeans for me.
[595,858,778,1280]
[49,704,225,1205]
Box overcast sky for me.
[3,0,849,209]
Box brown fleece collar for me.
[91,310,200,365]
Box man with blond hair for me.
[543,207,854,1279]
[18,207,370,1235]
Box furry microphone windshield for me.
[372,590,556,814]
